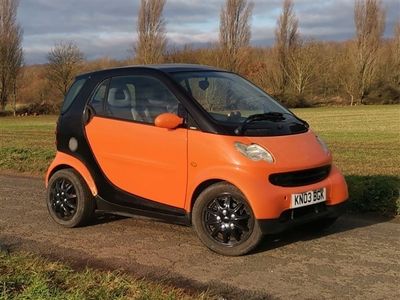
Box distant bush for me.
[346,175,400,216]
[275,94,312,108]
[0,111,13,117]
[364,84,400,105]
[16,102,60,116]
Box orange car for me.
[46,64,348,256]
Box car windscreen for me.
[171,71,291,124]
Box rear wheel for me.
[192,182,263,256]
[47,169,95,228]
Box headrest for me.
[108,87,130,107]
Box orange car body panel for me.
[85,116,188,208]
[185,130,348,219]
[45,151,98,196]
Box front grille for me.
[269,165,331,187]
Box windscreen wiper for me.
[234,112,286,135]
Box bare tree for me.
[274,0,299,95]
[352,0,385,104]
[46,42,84,97]
[134,0,166,64]
[286,41,320,96]
[0,0,23,112]
[391,21,400,86]
[219,0,254,72]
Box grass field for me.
[0,106,399,215]
[0,252,209,300]
[1,105,399,176]
[294,105,400,177]
[0,115,56,173]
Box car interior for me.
[106,80,178,123]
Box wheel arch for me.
[190,179,223,211]
[189,177,254,214]
[46,152,98,196]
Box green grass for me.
[0,105,399,214]
[0,252,208,300]
[293,105,400,215]
[0,115,56,173]
[293,105,400,177]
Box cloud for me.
[18,0,400,64]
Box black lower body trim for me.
[258,201,347,234]
[95,196,191,226]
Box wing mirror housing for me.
[154,113,184,129]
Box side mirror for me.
[154,113,184,129]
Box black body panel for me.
[258,202,347,234]
[95,196,191,226]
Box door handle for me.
[84,105,95,124]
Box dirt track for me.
[0,174,399,299]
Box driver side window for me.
[103,75,180,124]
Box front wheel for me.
[192,182,263,256]
[47,169,95,228]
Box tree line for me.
[1,0,399,114]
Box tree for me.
[391,21,400,86]
[352,0,385,104]
[286,41,320,96]
[46,42,84,97]
[274,0,299,95]
[134,0,166,64]
[0,0,23,112]
[219,0,254,72]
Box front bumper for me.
[258,201,347,234]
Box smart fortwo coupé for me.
[46,64,348,256]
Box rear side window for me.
[61,78,86,113]
[88,79,110,114]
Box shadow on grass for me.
[253,175,399,254]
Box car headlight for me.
[316,136,329,154]
[234,142,274,163]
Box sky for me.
[18,0,400,65]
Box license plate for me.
[291,188,326,208]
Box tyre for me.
[47,168,95,228]
[192,182,263,256]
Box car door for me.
[85,74,188,209]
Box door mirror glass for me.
[154,113,183,129]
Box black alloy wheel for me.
[49,178,77,221]
[46,169,95,228]
[204,193,253,246]
[192,182,263,256]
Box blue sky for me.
[18,0,400,65]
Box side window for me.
[61,78,86,114]
[105,75,180,124]
[88,79,109,114]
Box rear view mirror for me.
[154,113,184,129]
[199,80,209,91]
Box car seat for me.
[108,86,142,121]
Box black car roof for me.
[77,64,224,78]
